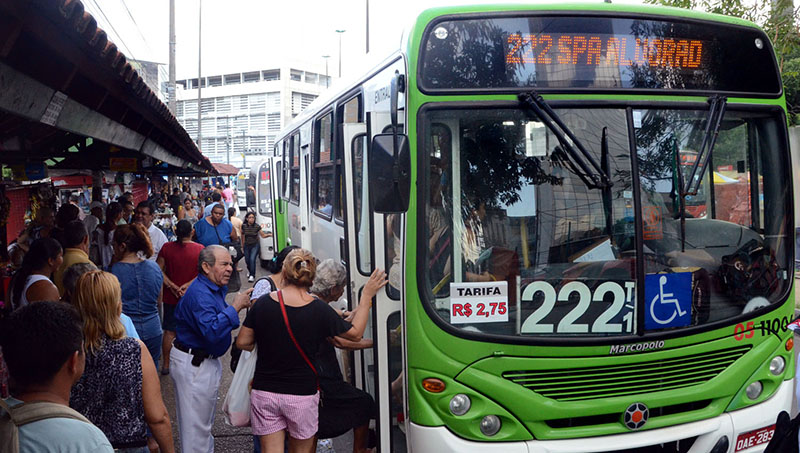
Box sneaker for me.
[248,275,255,283]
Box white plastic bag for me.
[223,345,257,427]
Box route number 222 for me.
[521,281,635,334]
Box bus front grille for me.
[502,345,751,401]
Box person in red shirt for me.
[156,220,205,374]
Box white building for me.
[175,61,331,168]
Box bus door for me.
[256,160,276,262]
[361,61,408,452]
[269,157,289,252]
[300,144,312,248]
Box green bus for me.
[276,3,795,452]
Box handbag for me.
[222,345,258,427]
[277,291,321,399]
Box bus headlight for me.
[745,381,763,400]
[449,394,471,416]
[480,415,502,436]
[769,356,786,375]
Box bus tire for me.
[260,258,269,269]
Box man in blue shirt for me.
[0,302,113,452]
[194,203,238,247]
[170,245,252,453]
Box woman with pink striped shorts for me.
[236,249,379,453]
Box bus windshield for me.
[419,106,791,339]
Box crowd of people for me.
[0,184,385,453]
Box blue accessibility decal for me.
[644,273,692,330]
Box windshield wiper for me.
[518,92,612,190]
[601,127,614,242]
[684,95,727,195]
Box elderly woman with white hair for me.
[309,259,386,453]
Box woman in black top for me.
[236,248,381,453]
[310,259,386,453]
[241,211,270,283]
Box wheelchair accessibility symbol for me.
[644,273,692,330]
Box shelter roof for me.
[212,163,239,175]
[0,0,215,175]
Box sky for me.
[80,0,654,82]
[81,0,795,84]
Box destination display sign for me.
[420,15,780,95]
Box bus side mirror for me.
[369,134,410,213]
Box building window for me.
[305,73,318,84]
[208,75,222,87]
[184,100,197,117]
[267,113,281,132]
[290,69,303,81]
[237,95,249,113]
[224,73,241,85]
[292,92,317,114]
[313,112,334,218]
[201,99,215,114]
[243,71,260,83]
[217,97,231,114]
[176,102,184,117]
[263,69,280,81]
[250,114,266,134]
[266,92,281,113]
[249,94,266,113]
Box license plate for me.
[735,425,775,452]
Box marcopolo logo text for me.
[609,341,665,355]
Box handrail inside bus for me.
[518,92,612,190]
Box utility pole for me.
[365,0,369,54]
[336,29,346,78]
[322,55,330,88]
[197,0,202,150]
[168,0,176,114]
[226,116,231,165]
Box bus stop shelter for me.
[0,0,215,176]
[0,0,216,260]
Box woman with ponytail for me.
[111,223,164,370]
[236,249,384,453]
[7,237,62,309]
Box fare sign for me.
[450,281,509,324]
[735,425,775,452]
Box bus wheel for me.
[260,259,269,269]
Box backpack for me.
[0,399,93,453]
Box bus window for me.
[353,135,371,274]
[635,109,790,329]
[313,112,334,217]
[258,164,271,217]
[386,311,407,452]
[290,135,300,204]
[336,95,362,220]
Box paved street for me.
[160,263,354,453]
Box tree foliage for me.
[646,0,800,122]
